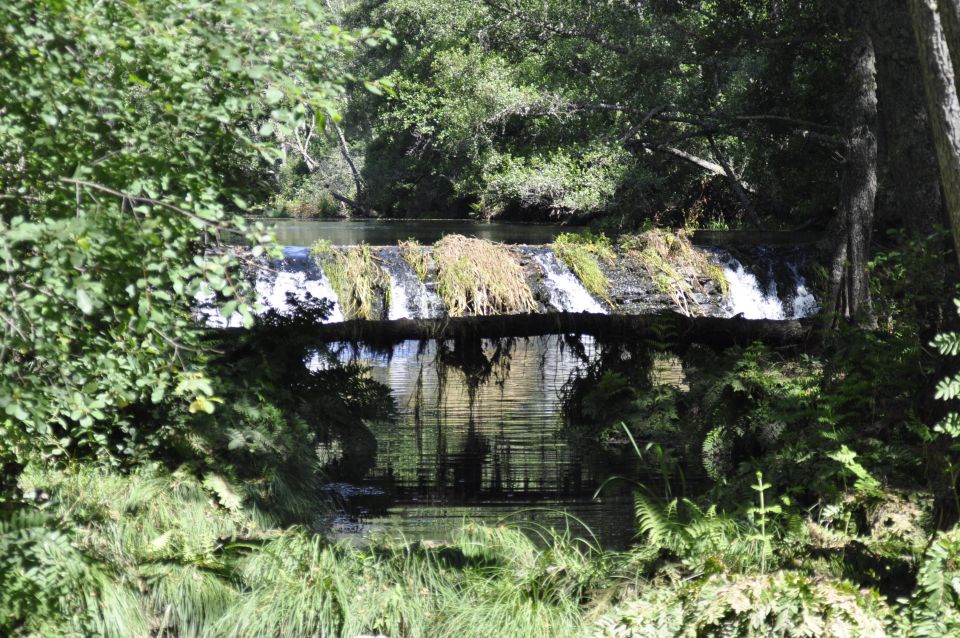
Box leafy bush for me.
[596,571,891,638]
[0,0,388,474]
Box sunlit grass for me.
[433,234,537,316]
[551,232,616,304]
[311,240,392,320]
[399,238,431,281]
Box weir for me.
[205,224,824,546]
[203,237,821,328]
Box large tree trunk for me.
[911,0,960,267]
[872,0,944,233]
[829,13,879,327]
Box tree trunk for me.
[910,0,960,266]
[872,0,944,234]
[326,120,373,217]
[228,312,815,351]
[708,136,762,228]
[830,15,879,327]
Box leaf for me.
[264,87,284,104]
[76,289,93,314]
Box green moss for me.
[310,241,391,320]
[551,232,615,304]
[433,235,537,316]
[621,229,728,315]
[398,238,430,281]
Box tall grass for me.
[311,240,392,320]
[433,235,537,316]
[8,466,618,638]
[551,232,616,303]
[399,238,431,281]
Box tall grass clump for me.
[433,235,537,316]
[311,240,392,320]
[399,238,431,281]
[620,229,727,316]
[551,232,616,303]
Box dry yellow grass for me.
[433,235,537,316]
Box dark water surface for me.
[314,337,645,549]
[271,219,564,246]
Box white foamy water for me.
[717,252,818,320]
[198,246,344,326]
[788,262,819,318]
[387,273,410,320]
[534,251,607,314]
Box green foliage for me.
[0,507,146,637]
[597,571,891,638]
[552,232,615,303]
[478,145,633,219]
[906,527,960,636]
[399,238,431,281]
[311,241,392,319]
[0,0,389,470]
[433,235,537,316]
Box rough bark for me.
[939,0,960,88]
[872,0,944,233]
[830,15,878,327]
[911,0,960,266]
[234,312,814,351]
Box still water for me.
[271,219,564,246]
[314,336,643,549]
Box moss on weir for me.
[311,240,391,320]
[551,232,616,304]
[433,235,537,316]
[398,238,431,281]
[620,229,728,316]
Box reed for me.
[433,235,537,316]
[311,240,392,320]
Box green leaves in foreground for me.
[0,0,390,468]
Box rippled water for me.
[316,336,641,548]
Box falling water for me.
[533,250,607,314]
[715,250,819,320]
[201,241,819,325]
[379,247,442,320]
[198,246,344,326]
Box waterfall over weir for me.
[200,242,819,326]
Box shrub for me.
[596,571,891,638]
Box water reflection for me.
[271,219,564,246]
[316,336,639,548]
